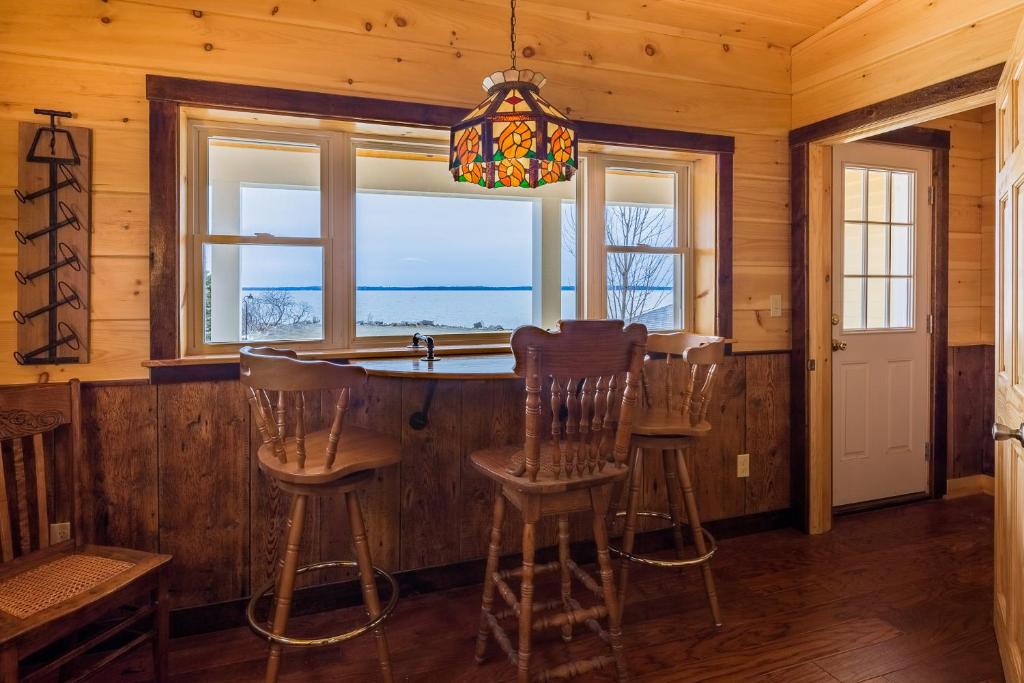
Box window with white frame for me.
[185,118,695,355]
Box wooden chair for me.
[471,320,647,683]
[613,332,725,627]
[0,380,171,681]
[240,347,401,683]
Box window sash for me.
[186,121,338,354]
[183,121,697,356]
[583,154,693,330]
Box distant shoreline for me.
[241,285,669,292]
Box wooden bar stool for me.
[613,333,725,628]
[471,320,647,683]
[240,347,401,683]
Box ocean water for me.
[242,288,576,336]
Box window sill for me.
[144,343,513,382]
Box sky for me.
[233,188,574,289]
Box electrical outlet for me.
[736,453,750,478]
[49,522,71,544]
[769,294,783,318]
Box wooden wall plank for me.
[157,380,250,607]
[947,345,996,478]
[745,353,791,514]
[79,382,158,551]
[792,3,1023,128]
[399,378,462,569]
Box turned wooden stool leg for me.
[592,487,628,682]
[346,491,393,683]
[662,450,688,565]
[557,514,573,643]
[153,567,170,682]
[616,447,643,621]
[517,521,537,683]
[475,494,506,663]
[675,449,721,627]
[266,494,307,683]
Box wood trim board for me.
[790,70,995,532]
[145,75,735,364]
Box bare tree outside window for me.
[562,203,676,326]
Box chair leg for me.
[265,494,307,683]
[557,514,573,643]
[346,491,394,683]
[592,487,628,682]
[517,521,537,683]
[675,449,722,627]
[153,567,170,682]
[662,449,688,565]
[0,644,18,682]
[616,447,643,622]
[475,494,506,663]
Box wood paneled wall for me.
[0,0,794,385]
[922,106,997,346]
[791,0,1024,128]
[948,345,995,478]
[78,352,789,610]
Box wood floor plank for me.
[92,495,1002,683]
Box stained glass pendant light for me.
[449,0,578,189]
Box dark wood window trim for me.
[790,67,1000,532]
[146,75,735,370]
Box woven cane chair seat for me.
[0,554,134,619]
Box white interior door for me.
[831,141,932,507]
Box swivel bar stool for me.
[240,346,401,683]
[470,320,647,683]
[612,333,725,627]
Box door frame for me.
[789,64,1003,534]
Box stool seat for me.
[470,444,629,493]
[257,427,400,485]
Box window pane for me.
[867,224,888,275]
[606,253,677,330]
[208,137,321,237]
[844,167,866,220]
[605,168,675,247]
[355,148,569,336]
[867,169,888,222]
[561,200,577,320]
[843,277,865,329]
[890,224,912,276]
[891,171,912,223]
[844,223,865,275]
[889,278,911,328]
[866,278,887,328]
[203,244,323,343]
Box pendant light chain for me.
[509,0,517,69]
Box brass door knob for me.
[831,339,848,352]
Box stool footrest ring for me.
[607,510,717,568]
[246,559,398,647]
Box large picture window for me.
[185,119,695,355]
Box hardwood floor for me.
[103,495,1000,682]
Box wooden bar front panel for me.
[79,352,790,610]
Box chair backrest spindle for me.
[510,321,647,483]
[0,381,78,562]
[635,333,726,435]
[240,347,366,476]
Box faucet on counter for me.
[408,333,439,362]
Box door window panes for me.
[841,165,915,330]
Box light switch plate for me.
[769,294,783,318]
[736,453,750,478]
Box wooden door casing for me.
[993,25,1024,683]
